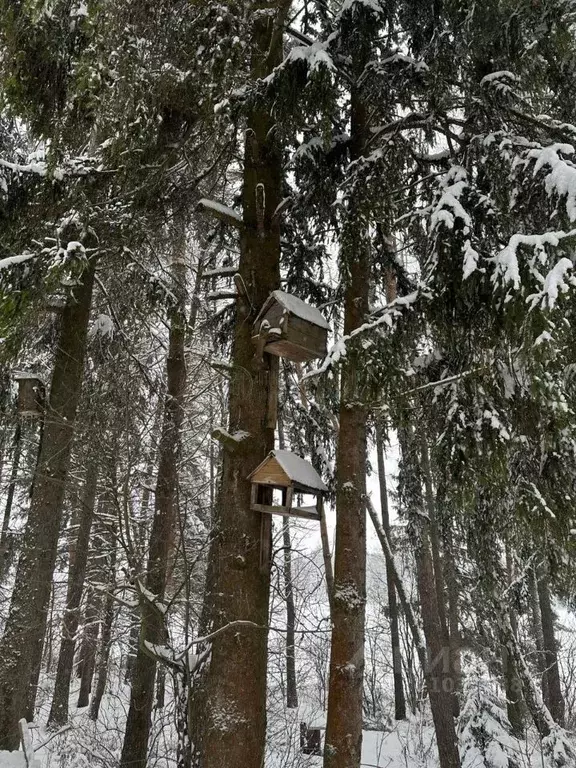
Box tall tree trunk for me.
[375,424,406,721]
[537,561,565,726]
[89,530,117,721]
[283,518,298,709]
[500,608,556,739]
[77,586,102,708]
[120,213,188,768]
[415,531,461,768]
[419,436,449,643]
[502,545,525,736]
[366,497,427,672]
[277,414,298,710]
[191,6,289,768]
[0,422,22,577]
[529,567,549,706]
[324,85,370,768]
[125,406,162,684]
[444,523,461,717]
[48,458,99,725]
[0,257,96,749]
[401,428,461,768]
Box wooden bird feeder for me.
[252,290,329,364]
[13,373,45,417]
[248,449,328,521]
[300,722,322,756]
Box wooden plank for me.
[252,503,320,521]
[251,457,290,486]
[290,314,328,342]
[264,339,320,363]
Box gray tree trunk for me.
[375,424,406,720]
[89,526,117,721]
[0,422,22,578]
[537,561,565,726]
[48,458,99,725]
[120,214,188,768]
[324,85,370,768]
[0,257,96,748]
[283,518,298,709]
[191,7,290,768]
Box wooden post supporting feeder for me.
[252,290,329,364]
[13,373,45,418]
[249,449,328,520]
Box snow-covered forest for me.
[1,1,576,767]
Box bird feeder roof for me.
[259,290,330,330]
[249,449,328,493]
[13,371,44,382]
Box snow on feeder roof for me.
[252,291,329,363]
[249,449,327,493]
[249,450,327,522]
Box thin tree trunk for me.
[375,424,406,720]
[191,6,289,768]
[366,498,427,671]
[324,85,370,768]
[444,523,461,716]
[48,459,99,725]
[500,608,556,739]
[416,531,461,768]
[401,429,461,768]
[120,213,188,768]
[277,413,298,710]
[89,531,117,721]
[0,422,22,577]
[0,256,96,749]
[502,544,526,736]
[77,583,103,708]
[529,566,549,706]
[125,398,163,684]
[419,436,449,643]
[537,561,565,726]
[283,518,298,709]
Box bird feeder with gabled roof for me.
[13,372,45,418]
[252,290,330,364]
[248,449,328,521]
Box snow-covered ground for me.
[0,670,562,768]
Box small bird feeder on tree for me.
[248,449,328,521]
[13,373,45,418]
[252,290,330,364]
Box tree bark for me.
[0,422,22,578]
[375,424,406,720]
[0,257,96,749]
[419,436,449,644]
[415,531,461,768]
[283,518,298,709]
[529,566,549,706]
[48,458,99,725]
[366,498,427,672]
[401,428,461,768]
[77,583,103,709]
[191,6,289,768]
[444,523,461,717]
[501,545,525,736]
[537,561,565,726]
[120,213,188,768]
[500,608,555,739]
[89,530,117,721]
[323,85,370,768]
